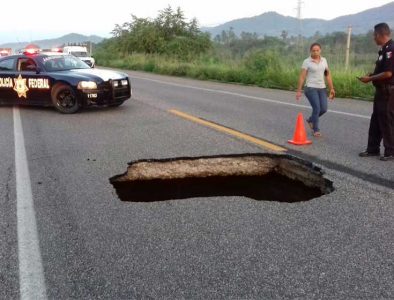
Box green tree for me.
[281,30,288,41]
[101,6,211,59]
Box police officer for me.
[358,23,394,161]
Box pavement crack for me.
[289,150,394,190]
[4,165,12,205]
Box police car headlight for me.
[77,81,97,90]
[121,79,128,86]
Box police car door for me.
[16,57,51,104]
[0,57,17,102]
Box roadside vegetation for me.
[94,6,376,100]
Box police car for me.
[0,48,131,113]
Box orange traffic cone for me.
[288,113,312,145]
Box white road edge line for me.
[14,107,48,300]
[131,76,371,120]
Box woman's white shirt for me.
[302,56,328,88]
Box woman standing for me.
[296,43,335,137]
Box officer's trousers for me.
[367,85,394,156]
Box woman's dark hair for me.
[310,43,322,51]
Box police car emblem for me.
[13,74,29,98]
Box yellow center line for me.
[169,109,287,152]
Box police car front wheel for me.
[51,84,80,114]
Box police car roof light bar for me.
[24,48,40,55]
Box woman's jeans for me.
[304,87,328,132]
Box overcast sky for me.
[0,0,393,44]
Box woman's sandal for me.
[313,131,322,137]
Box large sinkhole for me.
[109,154,334,203]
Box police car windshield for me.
[40,55,90,71]
[70,51,88,57]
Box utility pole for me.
[345,26,352,71]
[296,0,304,51]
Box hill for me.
[203,2,394,37]
[0,33,104,51]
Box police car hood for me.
[79,56,94,61]
[70,69,127,81]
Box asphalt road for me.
[1,70,393,299]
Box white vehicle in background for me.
[62,46,95,68]
[0,48,12,57]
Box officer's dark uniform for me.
[367,39,394,157]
